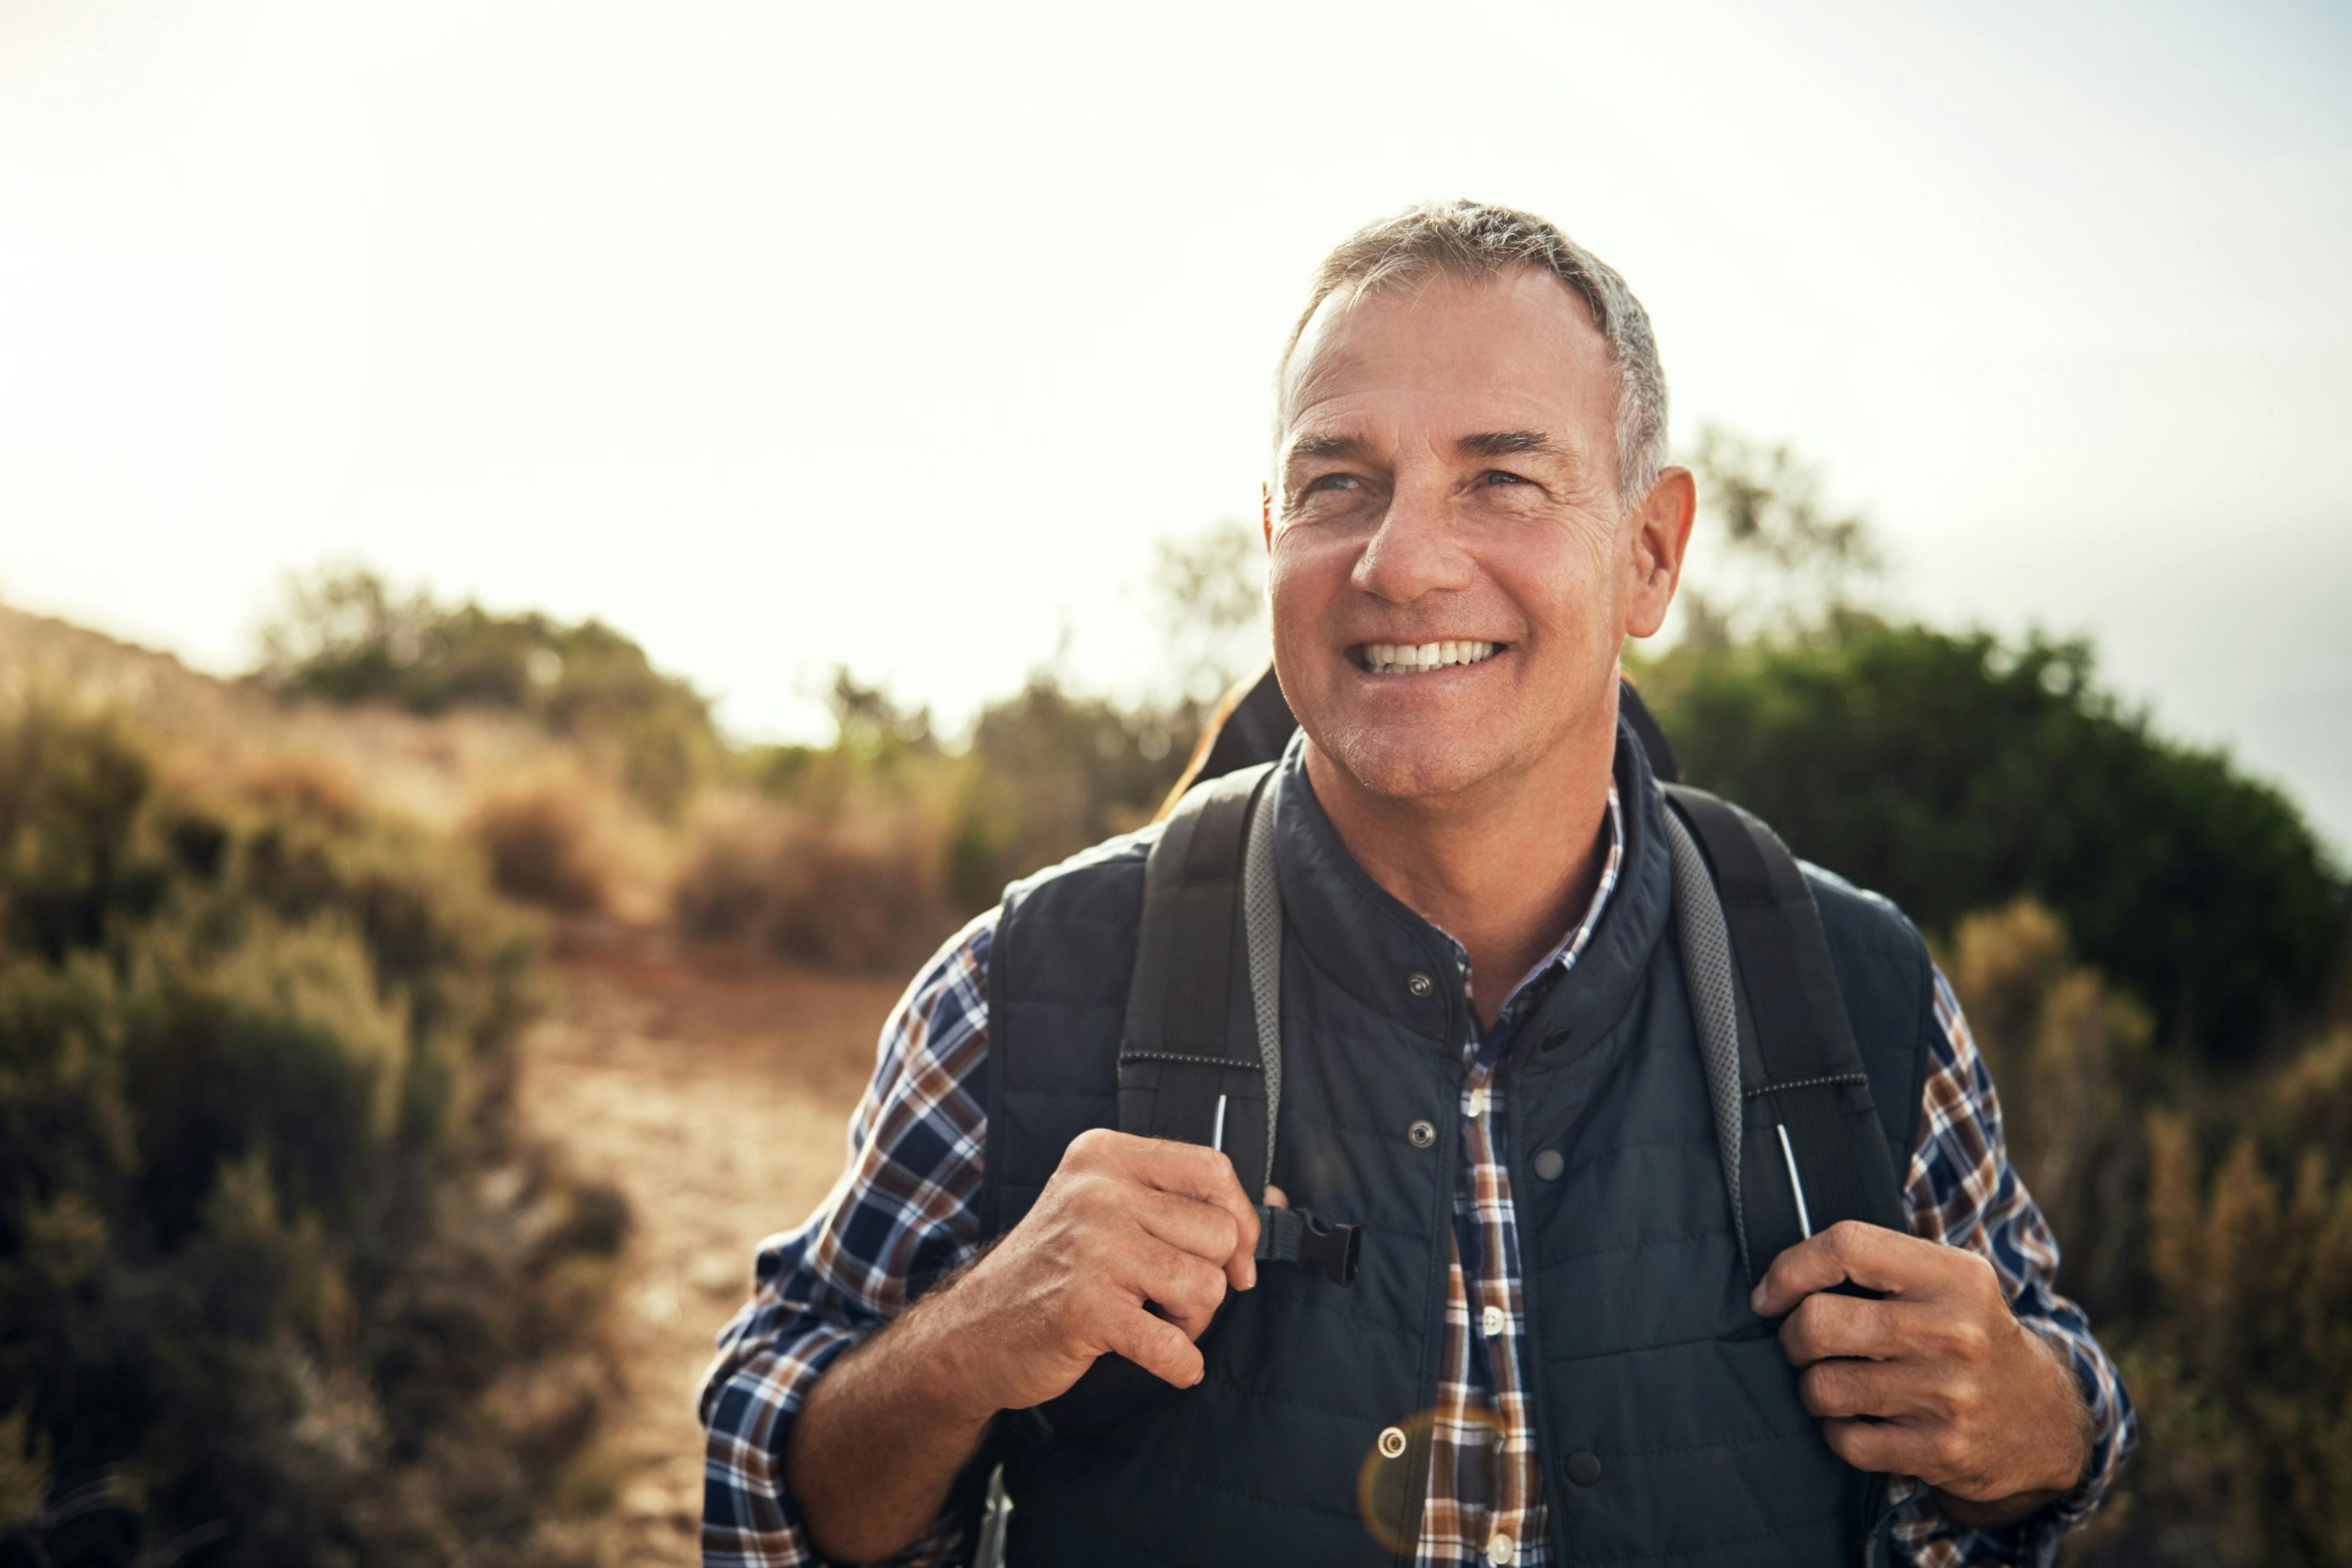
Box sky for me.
[2,0,2348,852]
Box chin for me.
[1312,715,1512,805]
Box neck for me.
[1302,697,1619,1032]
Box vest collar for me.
[1271,710,1675,1061]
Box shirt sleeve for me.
[1886,963,2138,1567]
[698,909,998,1568]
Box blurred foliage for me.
[466,783,615,916]
[1674,424,1885,649]
[1943,903,2352,1568]
[0,703,627,1568]
[1635,430,2345,1060]
[254,568,718,817]
[1635,619,2345,1061]
[1147,519,1269,706]
[685,524,1265,966]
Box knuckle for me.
[1822,1419,1869,1467]
[1779,1299,1820,1359]
[1826,1219,1871,1257]
[1196,1259,1229,1308]
[1797,1364,1832,1414]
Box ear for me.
[1624,466,1696,640]
[1261,481,1275,550]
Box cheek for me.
[1497,527,1619,641]
[1265,534,1337,628]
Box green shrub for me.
[1637,621,2347,1060]
[0,703,626,1567]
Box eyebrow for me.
[1458,429,1562,459]
[1280,427,1581,473]
[1285,432,1364,464]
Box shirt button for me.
[1465,1087,1487,1119]
[1407,971,1435,998]
[1407,1118,1437,1149]
[1487,1532,1515,1565]
[1482,1304,1505,1337]
[1377,1425,1408,1459]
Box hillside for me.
[0,603,892,1564]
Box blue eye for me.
[1483,470,1529,486]
[1303,474,1359,494]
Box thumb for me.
[1262,1185,1290,1210]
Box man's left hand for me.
[1751,1219,2090,1526]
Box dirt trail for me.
[520,922,905,1564]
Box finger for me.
[1263,1185,1289,1209]
[1113,1234,1229,1340]
[1119,1139,1264,1288]
[1777,1291,1905,1366]
[1750,1220,1939,1317]
[1798,1358,1924,1421]
[1102,1302,1206,1390]
[1820,1417,1947,1481]
[1125,1186,1243,1272]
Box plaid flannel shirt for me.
[701,789,2135,1567]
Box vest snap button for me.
[1406,970,1434,998]
[1567,1449,1604,1487]
[1377,1425,1408,1460]
[1532,1148,1565,1181]
[1407,1119,1437,1149]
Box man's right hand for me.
[940,1128,1275,1414]
[788,1128,1276,1562]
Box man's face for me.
[1267,267,1687,806]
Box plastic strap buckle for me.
[1253,1204,1361,1286]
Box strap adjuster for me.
[1253,1204,1361,1286]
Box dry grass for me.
[670,791,960,973]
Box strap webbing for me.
[1659,802,1749,1278]
[1663,785,1907,1285]
[1117,761,1356,1284]
[1118,763,1274,1196]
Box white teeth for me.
[1363,640,1501,674]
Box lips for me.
[1352,639,1506,675]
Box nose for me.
[1350,480,1474,605]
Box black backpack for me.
[1123,666,1907,1294]
[969,669,1915,1566]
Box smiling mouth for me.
[1352,639,1508,676]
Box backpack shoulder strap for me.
[1118,760,1357,1286]
[1118,760,1275,1190]
[1661,783,1909,1286]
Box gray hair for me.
[1276,200,1670,508]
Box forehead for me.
[1279,267,1616,447]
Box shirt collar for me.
[1441,783,1625,1036]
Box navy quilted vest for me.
[982,723,1934,1565]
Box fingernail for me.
[1749,1284,1768,1314]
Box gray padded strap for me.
[1242,769,1283,1191]
[1661,794,1750,1281]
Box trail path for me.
[520,923,903,1565]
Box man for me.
[701,201,2133,1566]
